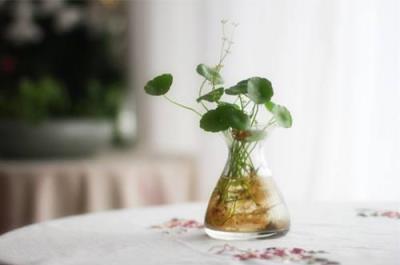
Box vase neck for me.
[222,132,271,178]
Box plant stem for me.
[216,22,235,72]
[198,79,209,111]
[262,116,276,130]
[219,22,227,63]
[227,137,257,179]
[196,20,236,113]
[238,95,245,110]
[251,104,259,126]
[163,95,202,116]
[244,100,252,110]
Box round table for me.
[0,202,399,265]
[0,152,196,234]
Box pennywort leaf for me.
[196,64,223,85]
[265,101,293,128]
[273,105,292,128]
[200,104,250,132]
[225,79,248,95]
[226,107,250,130]
[247,77,273,104]
[265,101,275,111]
[218,101,240,109]
[200,108,230,132]
[197,87,224,102]
[144,74,173,96]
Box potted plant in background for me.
[0,0,130,158]
[144,20,293,240]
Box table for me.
[0,152,196,234]
[0,202,399,265]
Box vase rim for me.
[222,127,269,143]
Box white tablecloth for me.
[0,202,399,265]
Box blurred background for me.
[0,0,399,234]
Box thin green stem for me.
[198,79,209,111]
[251,104,259,126]
[218,22,227,69]
[249,103,256,117]
[163,95,202,116]
[262,116,276,130]
[198,79,207,97]
[242,142,257,170]
[197,20,236,113]
[227,137,258,179]
[216,21,235,72]
[238,95,245,110]
[243,100,252,110]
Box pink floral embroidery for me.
[152,219,341,264]
[210,244,340,265]
[357,209,400,219]
[151,218,204,233]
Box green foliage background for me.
[0,0,127,123]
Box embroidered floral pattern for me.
[151,218,204,234]
[209,244,340,265]
[357,209,400,219]
[152,219,340,264]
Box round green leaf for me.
[265,101,293,128]
[225,106,250,130]
[200,105,250,132]
[272,104,293,128]
[196,64,223,85]
[197,87,224,102]
[218,101,240,109]
[225,79,248,95]
[247,77,273,104]
[265,101,275,112]
[144,74,173,96]
[200,107,230,132]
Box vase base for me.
[204,227,289,240]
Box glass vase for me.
[204,128,290,240]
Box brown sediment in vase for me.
[205,175,290,233]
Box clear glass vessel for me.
[204,128,290,240]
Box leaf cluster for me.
[144,70,292,134]
[143,22,292,140]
